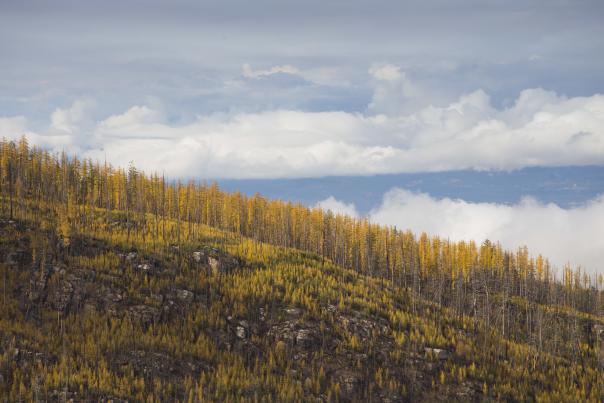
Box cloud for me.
[50,99,95,134]
[242,64,301,79]
[242,63,350,87]
[368,64,459,115]
[100,106,163,130]
[369,64,403,81]
[368,189,604,274]
[2,0,604,128]
[0,116,27,137]
[1,84,603,179]
[316,196,359,218]
[0,116,72,149]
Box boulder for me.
[192,251,205,263]
[235,325,247,339]
[208,255,239,275]
[136,263,151,272]
[208,256,220,274]
[424,347,451,360]
[295,328,318,348]
[284,307,302,317]
[175,289,194,304]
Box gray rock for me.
[424,347,451,360]
[295,328,318,348]
[192,251,205,263]
[175,289,194,303]
[208,255,239,275]
[235,326,247,339]
[137,263,151,272]
[284,307,302,316]
[105,292,123,303]
[208,256,220,274]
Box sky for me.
[1,0,603,273]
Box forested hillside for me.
[0,137,603,401]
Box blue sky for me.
[1,0,603,273]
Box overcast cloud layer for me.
[2,0,604,123]
[317,190,604,275]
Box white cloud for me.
[3,84,604,180]
[316,196,359,218]
[0,116,72,149]
[369,64,402,81]
[242,63,301,79]
[242,63,350,87]
[368,64,440,115]
[368,188,604,274]
[100,106,164,131]
[0,116,27,138]
[83,87,603,178]
[50,99,95,134]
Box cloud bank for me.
[353,189,604,274]
[315,196,359,218]
[2,81,603,179]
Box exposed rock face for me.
[295,329,318,349]
[192,251,205,263]
[267,321,320,350]
[284,307,302,316]
[236,325,247,339]
[175,289,194,304]
[136,263,152,272]
[192,248,239,275]
[15,242,244,329]
[208,256,220,273]
[424,347,451,360]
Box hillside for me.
[0,138,603,402]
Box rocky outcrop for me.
[191,248,240,275]
[174,288,194,304]
[267,320,321,350]
[424,347,451,360]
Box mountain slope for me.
[0,208,602,401]
[0,138,602,401]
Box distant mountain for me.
[217,166,604,213]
